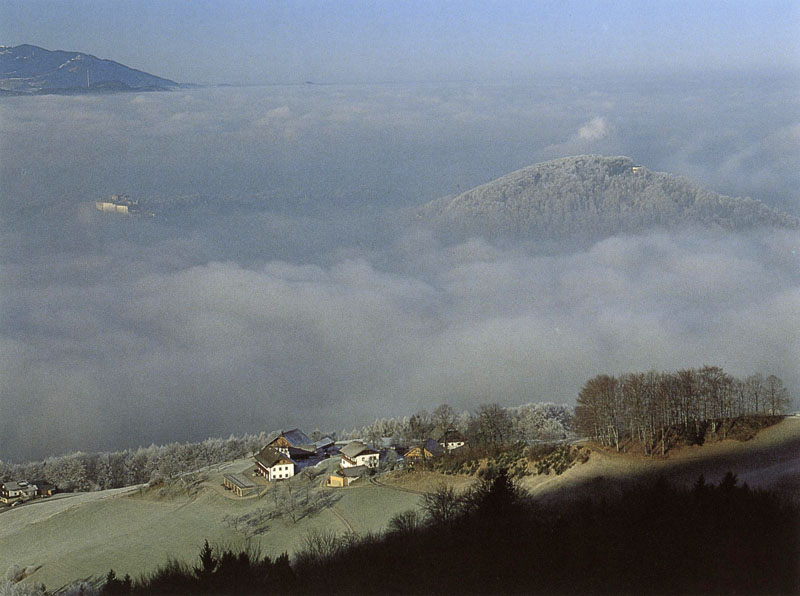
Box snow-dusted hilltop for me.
[0,44,177,94]
[418,155,797,241]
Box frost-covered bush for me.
[58,581,99,596]
[0,580,47,596]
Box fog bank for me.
[1,77,798,461]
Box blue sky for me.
[2,0,799,84]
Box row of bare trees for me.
[575,367,791,455]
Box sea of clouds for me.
[1,75,798,461]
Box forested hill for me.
[0,44,177,94]
[418,155,798,241]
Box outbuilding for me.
[223,473,258,497]
[326,465,367,487]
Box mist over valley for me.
[1,76,798,463]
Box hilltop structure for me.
[95,193,138,215]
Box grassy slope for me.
[3,417,798,590]
[0,459,419,591]
[521,416,800,503]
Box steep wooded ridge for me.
[418,155,798,240]
[0,44,177,94]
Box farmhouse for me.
[436,429,467,452]
[405,438,445,461]
[265,428,317,460]
[315,436,336,457]
[222,473,258,497]
[340,441,379,469]
[0,481,37,504]
[254,446,296,481]
[32,480,57,497]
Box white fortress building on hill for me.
[95,193,137,214]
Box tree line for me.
[0,434,267,493]
[337,401,572,451]
[575,367,792,454]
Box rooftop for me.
[341,441,378,459]
[223,473,257,490]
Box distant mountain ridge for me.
[418,155,798,241]
[0,44,177,94]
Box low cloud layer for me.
[1,75,798,461]
[2,221,798,461]
[578,116,610,141]
[1,74,798,215]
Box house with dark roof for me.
[253,446,296,481]
[340,441,379,469]
[0,481,36,504]
[435,429,468,452]
[404,438,445,462]
[315,436,336,457]
[32,480,57,497]
[265,429,317,460]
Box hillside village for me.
[0,371,796,593]
[0,399,573,512]
[222,426,469,496]
[0,421,473,509]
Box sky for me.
[2,1,799,84]
[1,2,799,463]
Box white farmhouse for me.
[0,481,37,504]
[253,446,296,481]
[340,441,379,469]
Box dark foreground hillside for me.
[106,471,799,595]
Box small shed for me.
[326,465,367,488]
[223,473,258,497]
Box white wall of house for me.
[341,452,379,468]
[268,462,295,481]
[445,441,465,451]
[359,453,379,468]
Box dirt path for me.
[327,505,355,532]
